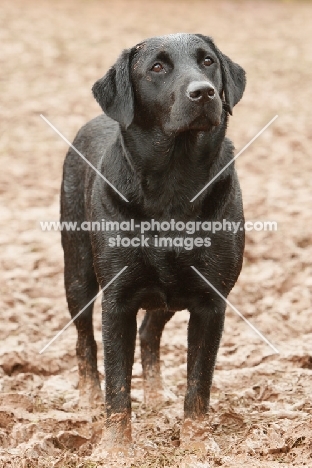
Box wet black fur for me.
[61,33,246,433]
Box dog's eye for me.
[203,57,214,67]
[151,63,164,72]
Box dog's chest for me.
[130,246,206,310]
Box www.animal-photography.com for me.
[1,1,311,467]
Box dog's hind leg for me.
[139,310,174,406]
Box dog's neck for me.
[119,112,230,218]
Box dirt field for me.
[0,0,311,466]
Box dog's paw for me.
[91,443,135,461]
[99,412,132,447]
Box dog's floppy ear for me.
[219,51,246,115]
[196,35,246,115]
[92,48,134,128]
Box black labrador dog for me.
[61,33,246,446]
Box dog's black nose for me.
[186,81,215,102]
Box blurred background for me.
[0,0,311,466]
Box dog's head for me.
[93,33,246,134]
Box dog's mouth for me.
[187,113,221,131]
[163,95,223,135]
[164,112,221,136]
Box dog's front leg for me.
[181,298,225,452]
[101,297,137,446]
[185,298,225,416]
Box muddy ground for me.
[0,0,311,466]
